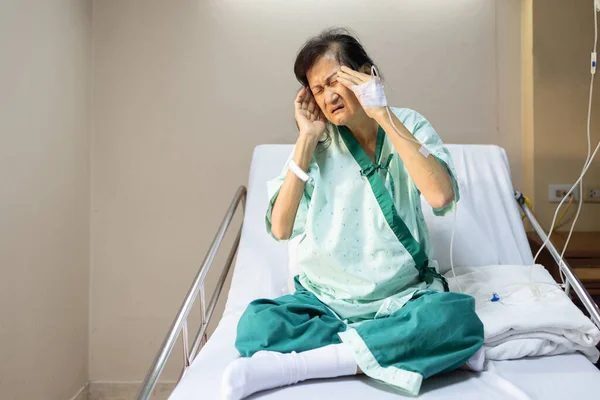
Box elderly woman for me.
[222,28,484,400]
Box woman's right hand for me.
[271,88,324,241]
[294,87,327,141]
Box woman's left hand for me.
[336,66,387,121]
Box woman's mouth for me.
[331,105,344,114]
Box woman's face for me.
[306,54,365,126]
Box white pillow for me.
[421,195,499,274]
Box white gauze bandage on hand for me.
[351,66,430,158]
[351,77,387,109]
[350,65,387,108]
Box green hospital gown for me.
[267,107,457,322]
[236,108,483,395]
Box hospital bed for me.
[138,144,600,399]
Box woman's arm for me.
[270,88,325,240]
[270,136,318,240]
[376,111,454,209]
[336,66,454,209]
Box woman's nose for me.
[326,89,339,105]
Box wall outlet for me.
[549,184,580,203]
[584,186,600,203]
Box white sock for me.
[463,347,486,372]
[221,344,357,400]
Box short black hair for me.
[294,28,380,88]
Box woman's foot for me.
[463,347,486,371]
[221,344,357,400]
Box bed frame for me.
[136,186,600,400]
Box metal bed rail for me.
[137,186,247,400]
[516,191,600,329]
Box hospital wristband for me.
[289,159,313,183]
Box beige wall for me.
[90,0,522,382]
[1,0,595,392]
[0,1,92,399]
[532,0,600,231]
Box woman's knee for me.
[235,299,278,357]
[234,296,345,357]
[444,293,484,343]
[421,292,484,339]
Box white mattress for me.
[170,144,600,400]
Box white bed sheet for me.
[170,144,600,400]
[171,313,600,400]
